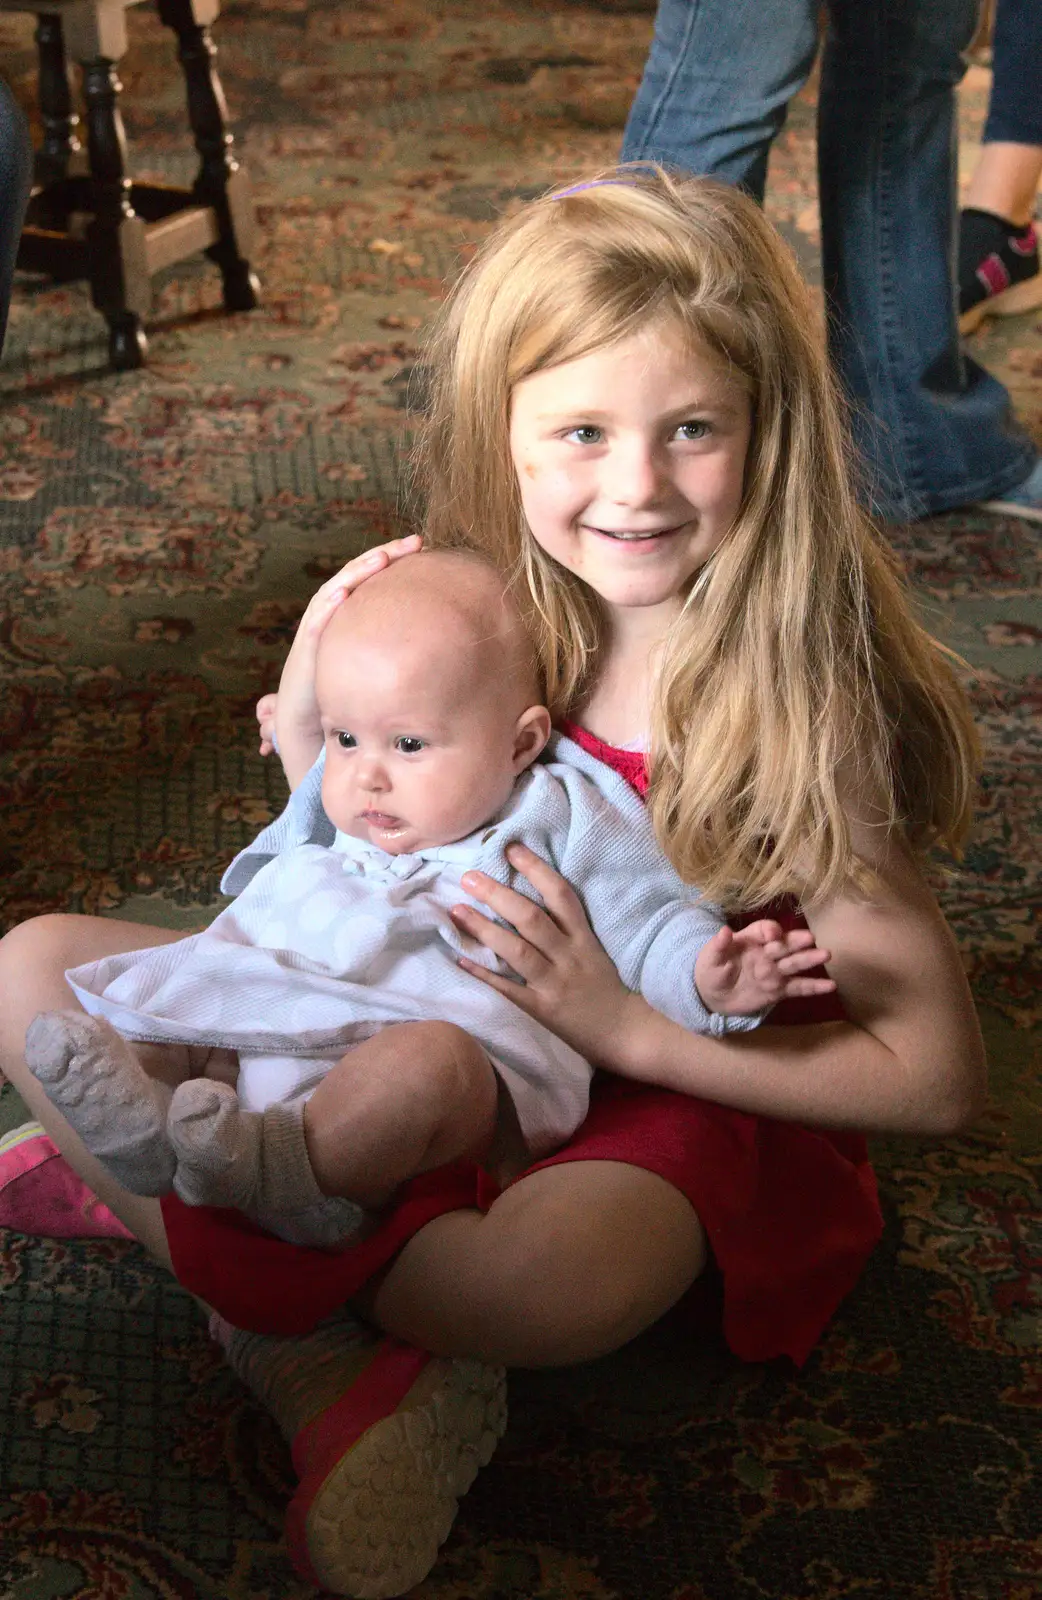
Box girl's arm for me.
[451,830,987,1137]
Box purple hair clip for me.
[553,177,632,198]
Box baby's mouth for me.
[362,810,407,832]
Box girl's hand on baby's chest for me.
[450,843,646,1066]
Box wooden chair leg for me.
[35,13,80,188]
[157,0,260,312]
[81,55,149,369]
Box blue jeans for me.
[0,78,32,357]
[985,0,1042,146]
[621,0,1038,520]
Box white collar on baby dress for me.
[328,769,535,880]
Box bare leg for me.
[965,141,1042,227]
[0,914,182,1265]
[1,915,706,1371]
[166,1021,500,1245]
[304,1022,500,1204]
[367,1160,708,1369]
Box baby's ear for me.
[512,705,552,772]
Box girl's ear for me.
[512,705,552,772]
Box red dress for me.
[161,724,882,1365]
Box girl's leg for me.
[0,920,707,1587]
[0,913,510,1596]
[211,1307,507,1597]
[368,1159,709,1368]
[0,914,183,1263]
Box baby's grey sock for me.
[24,1011,176,1195]
[168,1079,365,1247]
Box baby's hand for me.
[694,921,836,1017]
[256,693,278,757]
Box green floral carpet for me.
[1,4,1040,1596]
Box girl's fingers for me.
[458,868,570,949]
[449,903,554,976]
[301,536,423,634]
[496,845,589,932]
[454,956,536,1009]
[326,535,422,599]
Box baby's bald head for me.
[314,550,551,851]
[317,549,543,719]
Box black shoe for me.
[958,208,1042,333]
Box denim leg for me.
[620,0,820,200]
[984,0,1042,146]
[0,78,32,357]
[818,0,1037,519]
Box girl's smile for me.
[509,322,752,622]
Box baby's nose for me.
[358,758,389,790]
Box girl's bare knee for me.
[0,913,71,971]
[376,1164,708,1367]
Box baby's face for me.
[317,625,535,855]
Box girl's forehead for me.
[511,324,749,410]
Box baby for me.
[25,552,832,1246]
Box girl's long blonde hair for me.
[414,166,980,909]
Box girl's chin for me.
[598,577,690,612]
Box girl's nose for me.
[603,436,664,507]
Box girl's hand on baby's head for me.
[275,534,422,788]
[451,843,645,1068]
[695,922,836,1017]
[298,533,423,640]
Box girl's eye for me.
[675,420,710,441]
[395,736,425,754]
[566,425,603,445]
[337,731,356,749]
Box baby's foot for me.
[168,1080,364,1246]
[23,1011,176,1195]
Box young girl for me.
[0,167,987,1600]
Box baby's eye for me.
[566,425,603,445]
[395,736,426,754]
[674,420,711,441]
[336,731,357,749]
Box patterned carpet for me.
[1,3,1040,1596]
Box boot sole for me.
[288,1354,507,1598]
[960,272,1042,333]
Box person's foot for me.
[976,455,1042,525]
[959,209,1042,334]
[0,1120,133,1239]
[23,1011,176,1195]
[211,1309,508,1596]
[168,1078,365,1246]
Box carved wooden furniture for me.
[7,0,259,369]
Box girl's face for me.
[509,323,752,626]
